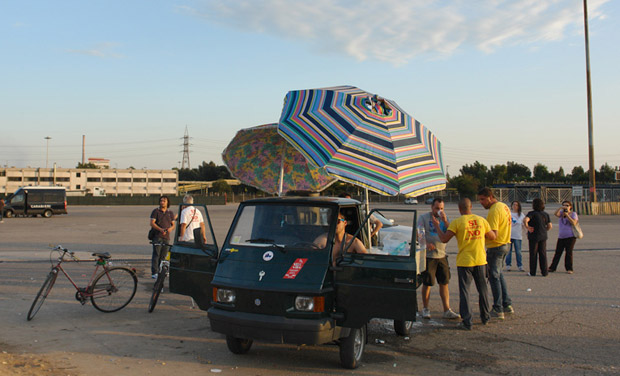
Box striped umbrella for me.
[222,123,337,196]
[277,86,446,197]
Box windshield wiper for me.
[246,238,286,253]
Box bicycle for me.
[27,245,138,321]
[148,240,171,313]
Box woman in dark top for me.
[523,198,552,276]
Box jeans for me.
[457,265,490,328]
[151,237,171,275]
[506,239,523,268]
[487,245,512,311]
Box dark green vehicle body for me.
[169,197,423,367]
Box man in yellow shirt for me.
[433,198,496,330]
[478,187,514,320]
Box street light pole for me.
[583,0,596,202]
[44,136,52,169]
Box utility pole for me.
[583,0,596,202]
[181,126,191,170]
[44,136,52,169]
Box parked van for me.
[3,186,67,218]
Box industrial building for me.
[0,167,178,196]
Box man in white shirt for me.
[178,195,206,244]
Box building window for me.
[102,178,116,182]
[118,178,131,182]
[87,178,100,182]
[8,177,23,181]
[76,172,81,178]
[76,185,81,189]
[163,178,177,183]
[148,178,161,182]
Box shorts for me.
[422,257,451,286]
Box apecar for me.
[169,197,424,369]
[3,186,68,218]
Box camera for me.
[563,208,568,213]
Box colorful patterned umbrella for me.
[278,86,446,197]
[222,123,337,195]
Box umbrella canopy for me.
[222,123,337,195]
[278,86,446,197]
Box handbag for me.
[148,228,157,241]
[571,222,584,239]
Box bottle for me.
[417,224,426,251]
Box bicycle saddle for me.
[92,252,111,259]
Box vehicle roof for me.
[242,196,360,206]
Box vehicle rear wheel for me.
[226,335,253,354]
[4,210,13,218]
[43,209,53,218]
[339,326,366,369]
[394,320,413,336]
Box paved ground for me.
[1,203,619,375]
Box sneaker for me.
[548,268,556,273]
[151,274,158,279]
[527,272,534,276]
[503,305,514,314]
[506,265,511,271]
[490,308,505,320]
[422,307,431,319]
[567,270,574,274]
[456,322,472,331]
[518,266,524,272]
[443,309,461,319]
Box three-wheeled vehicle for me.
[169,197,424,369]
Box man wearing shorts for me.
[417,198,460,320]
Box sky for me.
[1,0,619,177]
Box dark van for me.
[169,197,423,369]
[3,186,67,218]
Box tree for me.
[460,161,489,187]
[448,174,480,198]
[597,163,616,183]
[211,179,232,193]
[505,161,531,182]
[76,162,97,169]
[533,163,552,182]
[569,166,587,183]
[553,167,566,183]
[489,164,507,185]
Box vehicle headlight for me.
[295,296,324,312]
[215,288,236,303]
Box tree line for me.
[449,161,618,198]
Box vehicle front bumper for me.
[207,307,344,345]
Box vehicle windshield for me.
[228,204,333,249]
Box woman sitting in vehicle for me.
[314,212,368,265]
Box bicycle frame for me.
[52,254,116,301]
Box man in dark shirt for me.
[150,196,175,278]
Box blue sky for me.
[1,0,618,176]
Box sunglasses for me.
[338,218,347,223]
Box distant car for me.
[404,197,418,205]
[424,197,434,205]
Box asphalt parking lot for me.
[1,202,619,375]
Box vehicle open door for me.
[169,204,219,310]
[333,208,420,329]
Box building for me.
[0,167,178,196]
[88,158,110,169]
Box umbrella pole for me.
[278,143,286,196]
[365,188,371,246]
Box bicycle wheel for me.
[148,265,168,313]
[90,267,137,313]
[27,269,58,321]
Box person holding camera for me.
[549,200,579,274]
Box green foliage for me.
[177,161,232,181]
[460,161,489,187]
[211,179,232,193]
[448,174,479,198]
[76,162,98,169]
[533,163,552,182]
[505,162,531,182]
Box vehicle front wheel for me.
[339,326,366,369]
[226,335,253,354]
[43,209,53,218]
[394,320,413,336]
[4,210,13,218]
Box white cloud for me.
[65,42,123,58]
[180,0,610,64]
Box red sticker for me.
[283,258,308,279]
